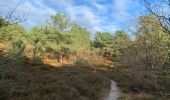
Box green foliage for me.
[69,24,90,51]
[114,30,131,49]
[0,24,25,41]
[51,13,70,31]
[0,16,8,28]
[27,27,46,63]
[114,30,131,60]
[0,13,91,64]
[93,32,116,53]
[45,13,91,63]
[0,23,26,63]
[117,15,170,69]
[135,15,170,68]
[11,34,27,63]
[45,27,71,52]
[0,8,170,100]
[93,32,117,61]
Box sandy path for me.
[105,80,119,100]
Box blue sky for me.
[0,0,145,35]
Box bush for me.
[74,57,90,67]
[74,50,108,67]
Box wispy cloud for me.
[51,0,74,8]
[0,0,56,28]
[112,0,141,21]
[0,0,144,34]
[66,6,101,27]
[24,0,56,28]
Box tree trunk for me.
[59,53,63,64]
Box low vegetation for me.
[0,55,111,100]
[0,2,170,99]
[98,66,170,100]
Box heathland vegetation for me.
[0,0,170,100]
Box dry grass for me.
[1,48,170,100]
[0,55,111,100]
[97,66,170,100]
[118,92,168,100]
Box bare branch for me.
[6,0,24,22]
[144,0,170,35]
[0,0,30,26]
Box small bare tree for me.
[0,0,30,26]
[144,0,170,35]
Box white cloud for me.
[50,0,116,35]
[93,2,106,10]
[90,0,108,12]
[0,0,56,28]
[51,0,74,8]
[91,26,102,32]
[22,1,56,28]
[65,5,104,36]
[66,6,101,27]
[90,25,119,38]
[0,0,143,36]
[112,0,141,22]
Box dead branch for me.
[0,0,30,26]
[144,0,170,35]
